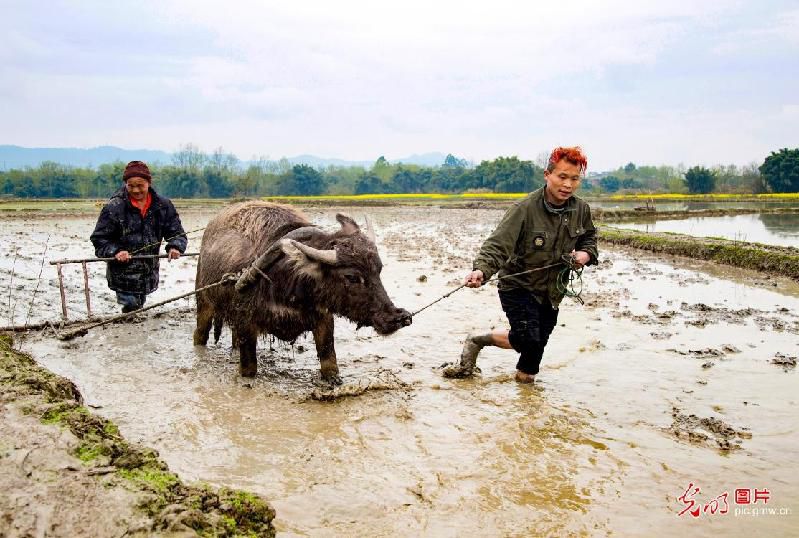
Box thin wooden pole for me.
[81,261,92,318]
[49,252,199,266]
[56,263,68,321]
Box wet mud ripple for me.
[666,407,752,451]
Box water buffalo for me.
[193,201,411,382]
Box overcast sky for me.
[1,0,797,170]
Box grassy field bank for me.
[3,192,798,213]
[599,227,799,281]
[0,333,276,537]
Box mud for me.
[2,205,799,536]
[309,369,412,401]
[666,407,753,451]
[0,334,276,537]
[771,352,797,371]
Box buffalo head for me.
[282,214,412,334]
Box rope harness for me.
[44,213,588,339]
[52,253,586,340]
[54,272,239,341]
[129,227,207,255]
[411,254,585,316]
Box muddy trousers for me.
[116,292,147,312]
[498,288,559,375]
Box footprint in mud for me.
[308,369,412,401]
[667,347,736,361]
[770,352,797,372]
[650,331,672,340]
[665,407,752,451]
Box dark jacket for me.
[473,187,598,306]
[90,187,187,295]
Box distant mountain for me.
[392,152,449,167]
[285,155,373,168]
[0,145,172,169]
[0,145,452,170]
[284,152,449,168]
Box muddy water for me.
[590,200,799,211]
[4,206,799,536]
[612,212,799,248]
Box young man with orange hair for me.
[443,146,598,383]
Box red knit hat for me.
[123,161,152,182]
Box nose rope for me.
[410,259,582,317]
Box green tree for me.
[354,173,387,194]
[204,168,235,197]
[470,156,542,192]
[291,164,325,195]
[684,166,716,194]
[599,175,621,192]
[759,148,799,193]
[443,153,468,168]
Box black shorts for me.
[498,288,559,375]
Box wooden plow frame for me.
[49,253,199,321]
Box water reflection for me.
[590,200,799,211]
[612,213,799,247]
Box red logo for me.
[678,484,729,517]
[735,489,751,505]
[678,483,702,518]
[680,484,775,517]
[754,489,771,504]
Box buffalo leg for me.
[212,314,224,343]
[313,313,341,384]
[193,293,213,346]
[239,329,258,377]
[231,327,239,349]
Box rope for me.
[556,254,585,305]
[129,227,207,255]
[411,261,566,317]
[55,272,239,340]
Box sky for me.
[1,0,797,171]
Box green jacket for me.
[473,188,598,306]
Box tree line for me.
[1,144,797,198]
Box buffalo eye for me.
[343,273,362,285]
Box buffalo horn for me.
[290,240,338,265]
[364,215,376,243]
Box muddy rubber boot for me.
[442,334,486,378]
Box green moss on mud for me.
[599,227,799,281]
[0,333,276,537]
[119,467,181,495]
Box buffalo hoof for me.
[322,373,343,386]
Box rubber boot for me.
[442,334,486,378]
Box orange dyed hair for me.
[547,146,588,173]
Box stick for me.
[6,249,18,326]
[49,252,200,266]
[24,235,50,328]
[56,262,68,321]
[0,316,115,333]
[81,261,92,318]
[56,274,238,341]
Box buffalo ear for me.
[336,214,360,235]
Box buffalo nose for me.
[397,308,413,326]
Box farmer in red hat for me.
[90,161,187,313]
